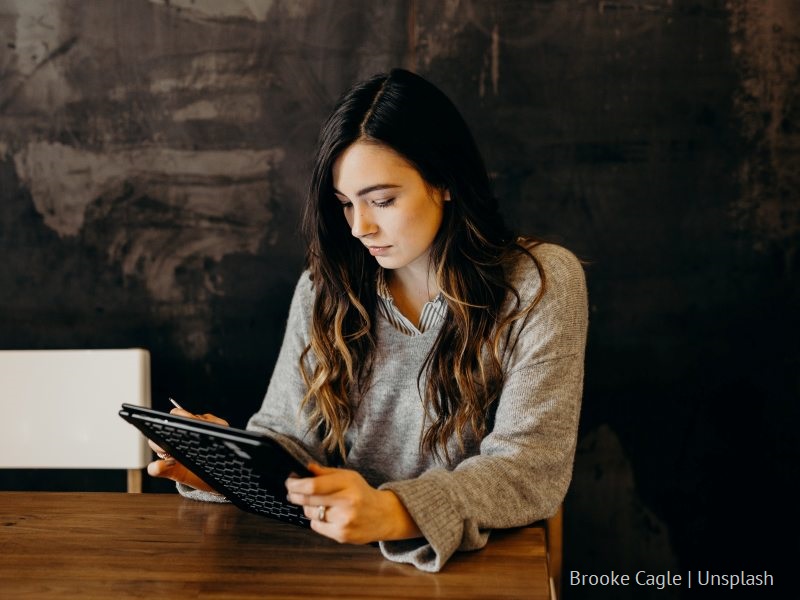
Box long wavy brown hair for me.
[300,69,545,463]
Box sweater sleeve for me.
[378,244,588,572]
[246,272,328,465]
[175,272,323,501]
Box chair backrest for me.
[0,349,151,490]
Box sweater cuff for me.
[176,482,229,504]
[378,474,463,572]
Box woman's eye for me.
[339,201,352,209]
[373,198,395,208]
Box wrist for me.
[379,490,422,541]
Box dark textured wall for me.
[1,1,797,598]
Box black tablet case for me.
[119,403,311,527]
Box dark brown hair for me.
[301,68,544,462]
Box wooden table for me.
[0,492,550,599]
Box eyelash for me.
[338,198,395,209]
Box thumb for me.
[307,462,338,476]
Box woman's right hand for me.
[146,407,229,493]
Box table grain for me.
[0,492,549,599]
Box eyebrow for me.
[333,184,401,198]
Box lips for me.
[366,245,390,256]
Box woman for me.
[149,68,588,572]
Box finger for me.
[285,476,343,498]
[168,407,229,427]
[285,466,347,496]
[146,458,215,492]
[287,490,345,508]
[147,457,177,478]
[308,518,354,545]
[302,505,340,530]
[169,407,195,418]
[148,458,213,491]
[147,439,167,455]
[303,504,327,521]
[146,439,172,459]
[307,463,338,476]
[199,413,229,426]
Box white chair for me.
[0,348,152,492]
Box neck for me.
[386,263,439,325]
[388,263,438,301]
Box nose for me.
[350,206,376,238]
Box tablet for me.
[119,403,312,527]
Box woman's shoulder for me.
[294,269,315,299]
[286,270,316,320]
[509,240,586,297]
[505,240,588,337]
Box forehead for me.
[332,141,421,191]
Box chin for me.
[373,256,401,270]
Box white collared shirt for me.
[375,269,447,335]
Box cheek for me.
[398,214,424,240]
[420,206,444,238]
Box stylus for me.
[169,397,184,410]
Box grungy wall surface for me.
[1,1,797,598]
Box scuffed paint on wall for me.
[1,0,78,114]
[729,0,800,260]
[11,141,283,358]
[147,0,277,23]
[13,142,281,240]
[0,0,296,359]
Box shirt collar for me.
[375,268,445,305]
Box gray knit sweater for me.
[180,242,588,572]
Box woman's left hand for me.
[285,463,421,544]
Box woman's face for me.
[332,141,448,276]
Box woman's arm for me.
[245,272,329,464]
[378,244,589,571]
[165,272,322,502]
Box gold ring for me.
[317,505,327,522]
